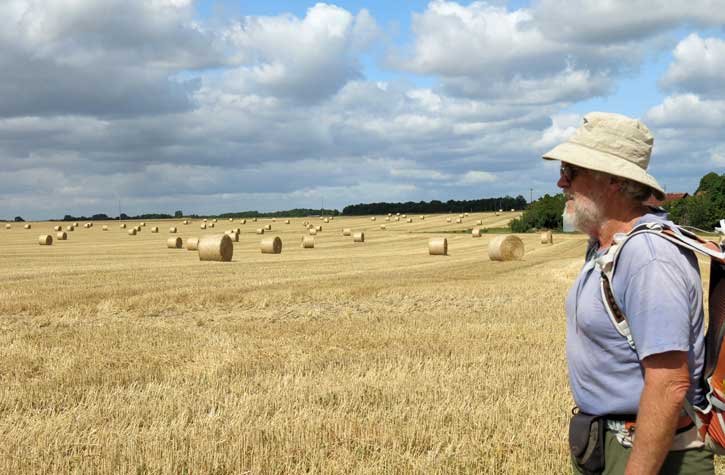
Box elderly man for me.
[542,112,714,474]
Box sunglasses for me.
[560,163,582,182]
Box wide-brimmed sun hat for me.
[542,112,665,201]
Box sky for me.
[2,0,725,220]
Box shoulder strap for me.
[596,222,725,352]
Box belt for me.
[606,414,694,434]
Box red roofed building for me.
[645,192,689,208]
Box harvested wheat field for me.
[0,213,718,474]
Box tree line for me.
[342,196,527,215]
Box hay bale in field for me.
[256,228,265,235]
[120,223,126,229]
[151,227,159,233]
[396,212,400,216]
[353,232,365,243]
[429,237,447,255]
[459,214,464,218]
[316,225,322,232]
[128,228,137,236]
[240,219,246,224]
[73,222,79,227]
[185,237,199,251]
[24,224,31,229]
[446,217,452,223]
[38,234,52,245]
[252,218,257,222]
[209,223,215,228]
[385,217,390,221]
[83,223,90,228]
[488,235,525,261]
[407,218,413,223]
[477,219,483,225]
[66,225,74,232]
[200,223,207,230]
[141,222,146,227]
[56,231,67,240]
[402,214,407,218]
[380,224,386,230]
[260,236,282,254]
[541,230,553,244]
[456,218,462,224]
[213,218,217,223]
[167,237,182,249]
[203,218,208,222]
[102,225,108,231]
[421,216,425,220]
[229,218,233,222]
[225,231,239,242]
[495,212,500,216]
[371,217,376,221]
[395,217,400,222]
[511,208,515,212]
[342,228,352,236]
[135,226,142,232]
[308,228,317,235]
[472,228,482,238]
[324,218,329,223]
[233,228,241,234]
[264,224,272,231]
[301,236,315,248]
[169,227,177,233]
[183,220,189,225]
[4,224,10,229]
[198,234,233,262]
[285,219,290,224]
[54,225,62,231]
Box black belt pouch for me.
[569,409,605,474]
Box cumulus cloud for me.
[534,113,581,149]
[660,34,725,98]
[220,4,380,103]
[645,94,725,129]
[460,171,497,184]
[532,0,725,43]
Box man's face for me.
[558,164,608,235]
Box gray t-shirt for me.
[566,211,706,415]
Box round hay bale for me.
[225,231,239,242]
[395,217,400,222]
[446,218,452,223]
[229,218,233,222]
[120,223,126,229]
[66,225,74,232]
[73,222,79,227]
[135,226,142,232]
[83,223,90,228]
[38,234,52,245]
[183,220,189,225]
[472,228,482,238]
[342,228,352,236]
[203,218,208,222]
[285,219,290,224]
[301,236,315,248]
[256,228,265,235]
[402,214,407,218]
[429,237,447,255]
[388,213,392,217]
[213,219,217,223]
[265,224,272,231]
[169,227,177,233]
[185,237,199,251]
[102,225,108,231]
[128,228,137,236]
[200,223,207,230]
[511,208,515,212]
[4,224,10,229]
[260,236,282,254]
[167,237,182,249]
[407,218,413,223]
[541,230,553,244]
[24,224,31,229]
[477,219,483,225]
[495,212,500,216]
[252,218,257,222]
[308,228,317,236]
[198,234,233,262]
[385,217,390,221]
[396,212,400,216]
[240,219,246,224]
[209,223,215,228]
[421,216,425,220]
[498,209,503,213]
[151,227,159,233]
[53,225,62,231]
[488,235,525,261]
[459,214,464,218]
[456,218,462,224]
[465,213,469,217]
[371,217,376,221]
[324,218,329,223]
[380,224,386,230]
[353,232,365,243]
[233,228,241,234]
[141,222,146,227]
[316,225,322,232]
[56,231,67,240]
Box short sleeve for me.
[622,258,692,360]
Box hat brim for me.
[542,142,665,201]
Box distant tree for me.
[510,194,566,232]
[665,172,725,230]
[14,216,24,222]
[174,210,183,218]
[120,213,129,220]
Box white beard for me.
[565,193,605,235]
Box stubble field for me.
[2,212,715,474]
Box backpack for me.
[595,220,725,453]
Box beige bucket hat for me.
[542,112,665,200]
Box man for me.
[542,112,714,474]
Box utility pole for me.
[530,188,533,204]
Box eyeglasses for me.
[560,163,581,183]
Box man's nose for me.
[557,175,569,189]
